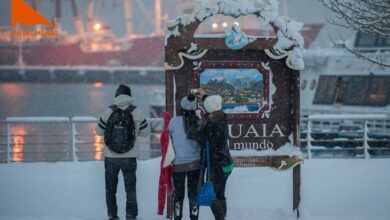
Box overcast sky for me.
[0,0,354,47]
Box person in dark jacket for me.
[196,90,234,220]
[96,84,149,220]
[169,94,201,220]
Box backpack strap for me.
[107,105,119,122]
[109,105,135,113]
[125,105,136,114]
[109,105,118,112]
[108,105,135,119]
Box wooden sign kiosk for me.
[164,1,305,217]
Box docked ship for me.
[300,32,390,157]
[301,32,390,116]
[0,0,166,84]
[0,0,322,84]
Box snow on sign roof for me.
[166,0,306,70]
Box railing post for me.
[72,122,77,161]
[307,119,312,159]
[363,120,369,159]
[6,123,11,163]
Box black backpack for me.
[104,105,136,154]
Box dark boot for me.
[174,202,183,220]
[108,216,119,220]
[221,199,227,217]
[126,215,136,220]
[211,200,225,220]
[189,201,199,220]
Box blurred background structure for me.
[0,0,389,162]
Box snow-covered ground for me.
[1,159,390,220]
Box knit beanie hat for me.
[180,94,197,111]
[204,95,222,113]
[115,84,131,97]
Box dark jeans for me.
[210,169,231,220]
[105,157,138,218]
[172,169,201,220]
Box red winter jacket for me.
[157,112,174,215]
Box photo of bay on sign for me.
[200,68,264,113]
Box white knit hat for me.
[204,95,223,113]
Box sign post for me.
[165,0,305,217]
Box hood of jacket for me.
[114,94,133,109]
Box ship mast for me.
[124,0,133,38]
[87,0,94,32]
[70,0,85,38]
[155,0,162,36]
[177,0,194,14]
[54,0,62,31]
[282,0,289,16]
[30,0,41,40]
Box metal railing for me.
[2,117,163,163]
[2,114,390,163]
[301,114,390,159]
[5,117,70,163]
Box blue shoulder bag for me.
[196,141,216,206]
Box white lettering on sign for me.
[244,125,259,137]
[228,124,242,138]
[228,124,285,138]
[270,124,284,137]
[229,139,274,150]
[227,124,285,151]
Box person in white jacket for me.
[96,84,148,220]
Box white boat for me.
[300,32,390,157]
[301,31,390,116]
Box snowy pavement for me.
[1,159,390,220]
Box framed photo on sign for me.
[193,61,270,119]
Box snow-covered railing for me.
[3,117,164,163]
[301,114,390,159]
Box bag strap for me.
[125,105,136,114]
[198,140,211,189]
[109,105,118,112]
[109,105,136,114]
[205,141,211,181]
[197,140,211,189]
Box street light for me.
[94,23,102,31]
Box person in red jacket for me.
[157,112,174,216]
